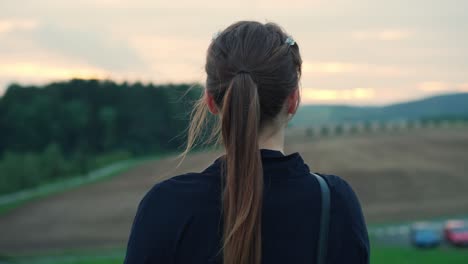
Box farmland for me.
[0,127,467,254]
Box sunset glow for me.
[301,88,375,103]
[0,1,467,105]
[0,62,109,80]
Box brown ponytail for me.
[181,21,302,264]
[221,72,263,264]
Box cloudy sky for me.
[1,0,467,105]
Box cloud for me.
[1,0,467,107]
[0,60,105,96]
[351,30,412,41]
[417,81,451,92]
[303,62,358,74]
[128,35,208,82]
[129,35,207,63]
[0,60,111,88]
[457,83,468,92]
[302,61,407,76]
[301,87,375,102]
[10,23,147,72]
[417,81,468,93]
[71,0,324,9]
[0,19,38,34]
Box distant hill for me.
[291,93,468,127]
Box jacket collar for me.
[202,148,311,179]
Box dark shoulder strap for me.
[312,173,330,264]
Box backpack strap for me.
[312,173,330,264]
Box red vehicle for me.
[444,220,468,247]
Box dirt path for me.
[1,128,467,254]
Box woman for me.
[124,21,369,264]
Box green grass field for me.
[5,246,468,264]
[372,246,468,264]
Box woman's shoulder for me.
[125,172,221,262]
[313,173,367,228]
[314,173,360,202]
[315,172,369,248]
[155,170,220,190]
[138,172,220,212]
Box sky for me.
[1,0,467,105]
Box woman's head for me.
[205,21,302,131]
[183,21,302,264]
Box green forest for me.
[0,79,202,195]
[1,79,466,196]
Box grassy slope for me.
[6,247,468,264]
[0,151,178,216]
[0,160,141,215]
[371,246,468,264]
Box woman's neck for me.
[258,125,285,154]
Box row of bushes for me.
[305,118,468,138]
[0,144,132,195]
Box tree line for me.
[0,79,203,195]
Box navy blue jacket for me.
[124,149,369,263]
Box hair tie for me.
[285,36,296,46]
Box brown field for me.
[1,127,467,254]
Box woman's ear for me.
[287,89,299,114]
[205,91,219,114]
